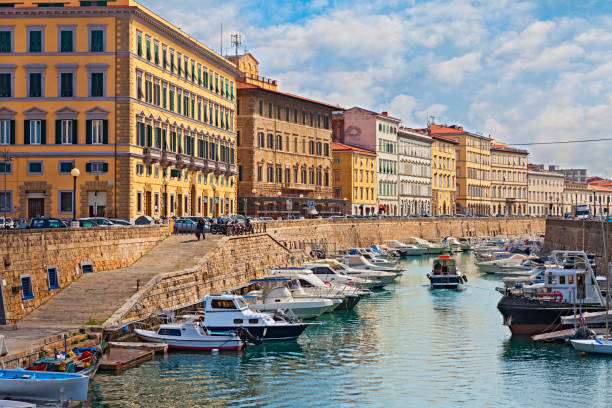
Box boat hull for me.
[250,301,331,319]
[208,324,309,341]
[428,275,464,290]
[425,247,445,255]
[497,295,605,336]
[135,330,243,350]
[570,339,612,355]
[0,370,89,402]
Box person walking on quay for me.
[196,217,206,241]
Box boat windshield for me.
[234,297,248,310]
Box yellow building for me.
[429,124,491,215]
[332,142,377,215]
[430,134,458,215]
[491,142,528,215]
[0,0,238,220]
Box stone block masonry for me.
[1,225,169,321]
[108,233,307,326]
[543,219,612,273]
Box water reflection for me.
[89,254,612,408]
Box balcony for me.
[161,151,177,166]
[143,147,162,164]
[175,154,189,169]
[192,157,206,171]
[206,160,217,173]
[216,162,228,175]
[228,164,237,176]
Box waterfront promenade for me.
[3,234,221,358]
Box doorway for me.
[28,198,44,218]
[145,191,152,216]
[88,192,106,217]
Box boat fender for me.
[552,290,563,302]
[236,327,262,346]
[426,273,431,279]
[462,274,468,283]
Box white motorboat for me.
[442,237,463,253]
[336,254,401,274]
[306,260,398,288]
[247,279,337,319]
[427,255,468,289]
[269,267,368,310]
[135,321,243,350]
[570,338,612,355]
[458,237,473,251]
[474,249,513,263]
[383,240,426,256]
[370,244,401,258]
[406,237,445,254]
[203,293,311,341]
[0,369,89,402]
[476,254,532,275]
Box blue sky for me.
[141,0,612,176]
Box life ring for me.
[324,281,332,286]
[552,290,563,302]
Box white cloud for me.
[429,52,482,85]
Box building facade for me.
[527,166,564,216]
[333,108,401,215]
[0,0,238,220]
[231,54,341,217]
[490,143,528,215]
[331,142,377,215]
[549,165,587,184]
[428,124,492,215]
[562,182,591,216]
[430,134,458,215]
[397,127,432,215]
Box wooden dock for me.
[531,327,607,342]
[99,348,155,372]
[108,342,168,354]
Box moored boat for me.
[496,251,605,336]
[135,322,244,350]
[0,369,89,402]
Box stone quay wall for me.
[265,217,545,255]
[107,233,308,326]
[544,219,612,273]
[1,225,169,321]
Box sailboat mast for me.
[602,217,609,342]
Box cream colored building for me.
[527,166,564,216]
[491,143,528,215]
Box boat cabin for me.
[432,256,456,275]
[203,294,275,327]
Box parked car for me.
[110,219,132,226]
[174,218,198,233]
[80,217,117,227]
[77,219,98,228]
[0,217,13,229]
[30,217,67,229]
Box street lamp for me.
[70,167,80,222]
[162,177,169,219]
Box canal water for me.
[88,253,612,407]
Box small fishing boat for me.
[427,255,468,289]
[383,240,426,256]
[26,347,101,378]
[476,254,530,274]
[406,237,446,255]
[0,369,89,402]
[135,321,244,350]
[570,338,612,355]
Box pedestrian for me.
[196,217,205,240]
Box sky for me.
[140,0,612,177]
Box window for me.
[86,160,107,173]
[0,120,12,145]
[21,276,33,299]
[60,119,73,144]
[0,29,11,53]
[28,161,43,174]
[89,29,104,52]
[0,73,12,97]
[59,160,74,174]
[59,190,73,213]
[47,266,59,289]
[267,133,273,148]
[28,120,42,144]
[267,166,273,182]
[145,35,151,60]
[154,41,159,65]
[136,31,142,56]
[257,165,262,182]
[29,73,42,97]
[60,72,73,97]
[28,29,43,52]
[91,72,104,97]
[59,28,73,52]
[0,191,11,212]
[137,191,142,213]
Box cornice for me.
[0,6,132,19]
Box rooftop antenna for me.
[231,34,242,56]
[430,115,435,126]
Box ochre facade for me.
[331,142,377,215]
[431,135,458,215]
[0,0,238,220]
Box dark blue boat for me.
[427,255,467,289]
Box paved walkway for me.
[3,234,221,356]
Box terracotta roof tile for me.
[332,141,377,155]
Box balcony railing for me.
[161,151,177,166]
[143,147,162,164]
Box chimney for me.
[382,111,388,116]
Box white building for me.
[527,165,565,216]
[397,127,432,215]
[333,107,401,215]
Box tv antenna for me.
[231,34,242,56]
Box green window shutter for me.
[72,119,78,144]
[102,162,108,173]
[85,162,92,173]
[9,120,15,144]
[85,120,92,144]
[146,125,152,147]
[24,120,30,144]
[55,120,61,144]
[102,120,108,144]
[40,120,46,144]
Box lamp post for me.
[2,150,12,227]
[70,167,80,224]
[162,177,169,220]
